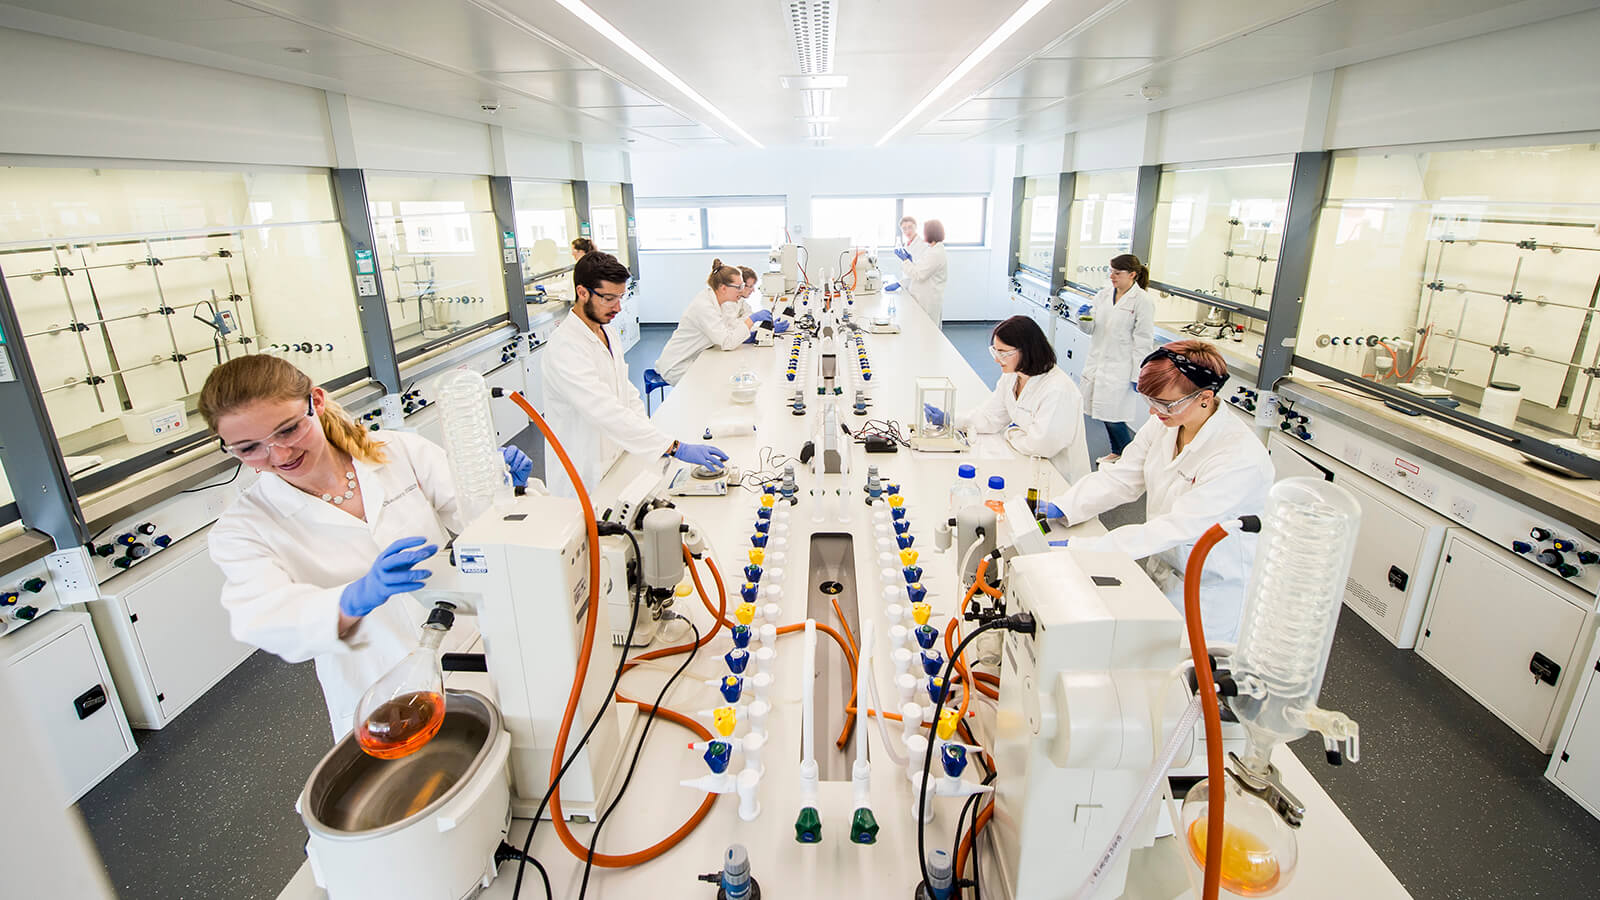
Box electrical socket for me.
[45,546,98,603]
[1451,497,1476,522]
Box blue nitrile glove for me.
[1049,539,1070,547]
[1077,303,1093,316]
[1041,502,1064,519]
[885,282,901,292]
[894,248,912,262]
[923,403,945,427]
[341,537,438,618]
[674,442,729,471]
[773,319,790,334]
[750,309,773,324]
[501,445,532,487]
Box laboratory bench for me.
[274,293,1409,899]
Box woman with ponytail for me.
[1079,252,1155,460]
[198,354,533,737]
[653,258,782,384]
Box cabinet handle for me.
[73,684,108,720]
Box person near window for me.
[898,219,949,323]
[1080,253,1155,459]
[570,237,595,261]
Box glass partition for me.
[366,173,507,356]
[512,180,578,277]
[0,162,364,487]
[1064,168,1137,293]
[1298,141,1600,438]
[589,182,629,261]
[1149,158,1292,312]
[1016,176,1058,275]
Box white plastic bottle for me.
[949,464,981,519]
[984,475,1006,513]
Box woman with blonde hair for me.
[654,258,780,384]
[199,354,531,737]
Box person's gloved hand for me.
[743,332,759,344]
[1049,538,1070,548]
[673,442,729,471]
[1130,381,1139,391]
[1040,502,1064,519]
[501,445,532,487]
[340,537,437,618]
[773,319,790,334]
[1077,303,1093,317]
[894,248,912,262]
[923,403,946,427]
[750,309,774,324]
[885,282,901,292]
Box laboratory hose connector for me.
[436,368,512,525]
[1228,477,1363,773]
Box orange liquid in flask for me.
[356,690,446,759]
[1186,817,1282,896]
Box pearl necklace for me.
[321,471,357,505]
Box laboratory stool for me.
[643,368,670,414]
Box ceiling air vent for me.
[786,0,836,75]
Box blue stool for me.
[643,368,670,414]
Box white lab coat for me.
[1081,284,1155,424]
[1052,409,1273,643]
[208,430,463,738]
[958,366,1092,482]
[902,241,948,324]
[655,287,752,384]
[541,311,673,497]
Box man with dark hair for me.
[541,252,727,496]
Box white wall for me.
[629,145,1016,323]
[500,131,578,180]
[346,97,494,175]
[0,27,334,167]
[1070,117,1154,171]
[1156,77,1314,164]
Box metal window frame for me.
[634,197,791,252]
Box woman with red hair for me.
[1041,339,1273,642]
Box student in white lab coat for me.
[738,265,768,314]
[897,219,949,324]
[1041,341,1274,643]
[200,355,535,738]
[1079,253,1156,459]
[655,260,785,384]
[542,251,727,497]
[884,215,925,303]
[924,315,1092,481]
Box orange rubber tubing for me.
[509,391,713,867]
[1185,524,1231,900]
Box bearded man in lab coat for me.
[541,251,728,497]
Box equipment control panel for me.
[0,559,62,637]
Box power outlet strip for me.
[46,547,98,603]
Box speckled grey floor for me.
[73,322,1600,899]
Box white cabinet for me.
[1548,625,1600,818]
[1052,316,1092,383]
[0,610,136,802]
[1418,529,1593,751]
[83,528,254,729]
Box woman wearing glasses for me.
[654,259,783,384]
[924,315,1091,480]
[1079,253,1156,460]
[1041,340,1273,642]
[198,354,533,738]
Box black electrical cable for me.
[179,461,243,493]
[917,618,1029,896]
[495,842,551,898]
[509,530,646,900]
[576,615,702,899]
[968,772,996,899]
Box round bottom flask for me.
[1180,776,1298,897]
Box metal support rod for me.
[1258,151,1332,391]
[46,244,106,412]
[489,175,531,333]
[1485,256,1524,385]
[1129,164,1161,265]
[0,267,89,546]
[1049,172,1076,295]
[143,239,191,395]
[330,168,400,394]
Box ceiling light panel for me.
[785,0,837,75]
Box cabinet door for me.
[15,624,133,801]
[1340,479,1436,647]
[1267,438,1330,483]
[1419,535,1587,749]
[124,546,253,721]
[1553,672,1600,813]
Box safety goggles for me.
[988,345,1019,362]
[220,395,316,460]
[1141,388,1205,416]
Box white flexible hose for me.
[1070,695,1203,900]
[865,646,909,767]
[856,619,873,767]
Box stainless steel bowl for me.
[302,690,500,838]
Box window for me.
[511,180,578,275]
[1065,169,1137,293]
[812,195,988,248]
[1016,177,1058,274]
[637,197,787,250]
[1149,159,1293,312]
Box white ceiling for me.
[0,0,1591,149]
